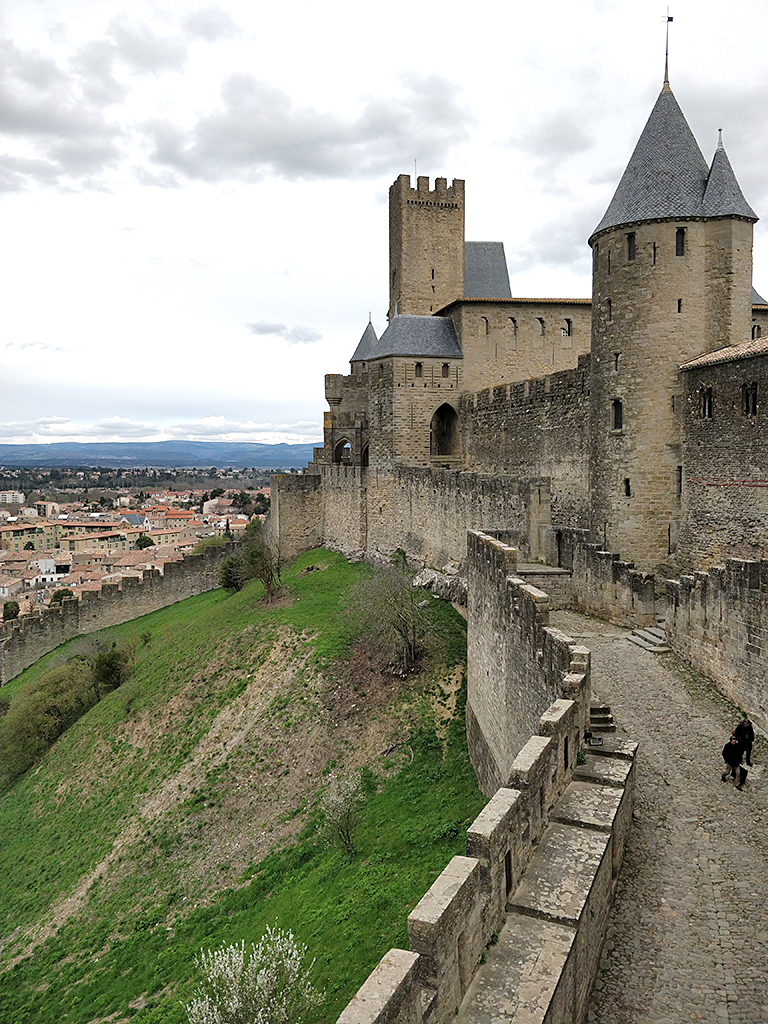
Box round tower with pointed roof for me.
[588,74,758,572]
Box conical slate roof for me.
[350,320,378,361]
[702,141,757,220]
[591,86,710,238]
[353,315,462,361]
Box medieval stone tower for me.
[588,77,757,572]
[388,174,465,319]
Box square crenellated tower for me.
[388,174,465,320]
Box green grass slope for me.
[0,548,485,1023]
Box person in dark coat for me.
[733,716,754,766]
[722,736,747,790]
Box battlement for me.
[390,173,465,208]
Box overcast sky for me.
[2,0,766,446]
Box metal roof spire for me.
[663,9,673,92]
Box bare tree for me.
[350,554,432,674]
[185,926,323,1024]
[320,772,366,856]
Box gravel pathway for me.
[550,610,767,1024]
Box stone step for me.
[628,632,671,653]
[645,626,667,640]
[589,722,617,733]
[590,704,611,715]
[634,628,667,646]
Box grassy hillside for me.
[0,548,485,1023]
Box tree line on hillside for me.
[0,642,135,789]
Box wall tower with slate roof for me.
[588,75,758,571]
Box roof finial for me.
[717,127,723,149]
[663,8,673,91]
[368,310,372,323]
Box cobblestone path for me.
[551,611,767,1024]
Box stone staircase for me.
[627,624,670,653]
[589,703,616,735]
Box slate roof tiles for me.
[592,85,757,239]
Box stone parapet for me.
[466,530,590,796]
[337,696,636,1024]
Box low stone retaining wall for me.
[337,698,637,1023]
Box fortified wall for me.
[460,356,591,530]
[0,544,230,684]
[678,346,768,570]
[271,465,550,567]
[465,531,591,796]
[337,535,637,1023]
[666,559,768,730]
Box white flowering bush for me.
[185,925,323,1024]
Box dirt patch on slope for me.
[6,626,434,965]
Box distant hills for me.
[0,440,319,469]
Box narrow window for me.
[480,316,489,336]
[752,324,762,339]
[563,735,569,770]
[504,850,513,896]
[743,382,758,417]
[607,251,611,274]
[624,478,631,496]
[612,399,623,430]
[671,394,676,412]
[562,318,572,337]
[606,299,612,321]
[676,228,686,256]
[677,299,683,313]
[677,466,683,495]
[614,352,621,372]
[378,363,384,377]
[536,317,545,336]
[653,242,657,265]
[414,362,422,378]
[627,232,636,261]
[431,268,435,279]
[441,363,449,378]
[701,387,713,419]
[508,316,518,337]
[593,242,599,267]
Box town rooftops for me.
[591,84,757,240]
[352,315,462,361]
[680,337,768,370]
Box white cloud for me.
[142,72,473,184]
[246,322,322,344]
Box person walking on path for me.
[733,715,755,766]
[722,735,747,790]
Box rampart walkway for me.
[550,611,767,1024]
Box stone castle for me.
[271,71,767,731]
